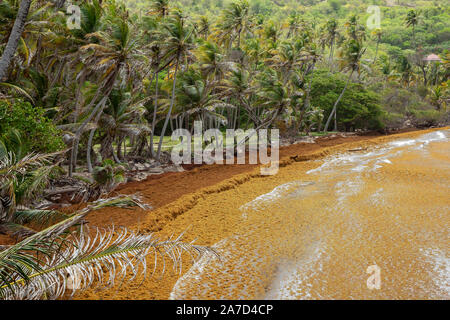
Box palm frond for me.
[0,195,151,299]
[1,226,218,300]
[12,210,68,228]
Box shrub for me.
[0,100,64,154]
[411,109,444,127]
[311,70,384,131]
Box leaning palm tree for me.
[88,88,151,171]
[173,68,232,131]
[256,68,292,129]
[324,39,366,132]
[196,40,232,85]
[69,7,148,176]
[0,0,31,80]
[155,14,195,162]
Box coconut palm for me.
[267,39,306,85]
[88,89,150,171]
[0,0,32,80]
[371,28,383,65]
[148,0,169,18]
[220,65,263,128]
[215,0,250,50]
[0,149,64,239]
[155,15,195,162]
[324,39,366,132]
[173,68,231,131]
[69,6,148,176]
[196,40,232,85]
[405,9,421,47]
[195,15,210,40]
[345,15,366,43]
[325,18,339,67]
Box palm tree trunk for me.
[324,70,354,132]
[156,55,180,162]
[149,72,159,157]
[297,62,316,133]
[328,38,334,67]
[69,70,117,176]
[87,129,97,174]
[87,109,104,173]
[0,0,32,80]
[69,94,108,176]
[117,137,123,160]
[373,40,380,65]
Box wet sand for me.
[74,127,449,300]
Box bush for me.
[0,100,64,154]
[311,70,384,131]
[411,109,444,127]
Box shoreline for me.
[72,126,448,300]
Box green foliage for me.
[93,159,125,188]
[0,101,64,154]
[410,109,444,126]
[311,70,384,130]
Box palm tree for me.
[0,0,31,80]
[196,15,210,40]
[70,7,147,175]
[148,0,169,18]
[216,0,249,50]
[87,89,150,171]
[396,55,413,87]
[174,68,230,131]
[256,68,292,128]
[325,18,339,67]
[0,149,63,239]
[155,14,195,162]
[221,66,258,128]
[196,40,229,84]
[324,39,366,132]
[405,9,421,48]
[371,28,383,65]
[345,15,366,43]
[267,40,304,85]
[286,12,302,39]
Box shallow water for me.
[170,130,450,300]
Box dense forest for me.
[0,0,449,299]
